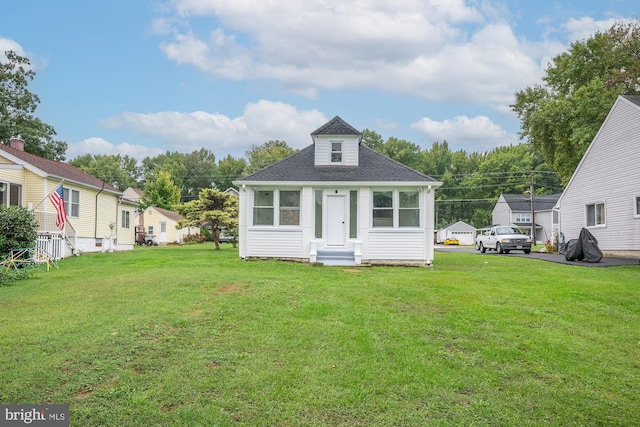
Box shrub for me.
[0,206,38,255]
[182,233,207,244]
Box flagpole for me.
[30,179,65,212]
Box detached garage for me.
[437,221,476,246]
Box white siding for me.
[366,230,426,260]
[559,97,640,251]
[491,195,511,225]
[247,229,304,258]
[313,136,359,166]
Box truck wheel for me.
[497,243,504,254]
[524,249,531,254]
[480,243,486,253]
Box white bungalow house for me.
[492,193,561,244]
[0,138,136,258]
[436,221,476,246]
[555,95,640,259]
[234,116,442,266]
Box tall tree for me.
[69,154,142,190]
[181,149,216,201]
[141,170,181,210]
[0,50,67,160]
[361,128,385,152]
[512,21,640,184]
[381,137,423,170]
[175,189,238,250]
[245,140,297,173]
[213,154,247,191]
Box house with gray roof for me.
[555,95,640,259]
[234,116,443,265]
[492,193,561,244]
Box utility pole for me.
[530,174,536,246]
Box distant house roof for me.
[150,206,184,222]
[502,193,561,212]
[236,144,439,184]
[621,94,640,107]
[311,116,361,136]
[0,144,119,192]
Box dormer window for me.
[331,142,343,163]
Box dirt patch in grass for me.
[74,389,92,399]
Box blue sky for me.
[1,0,638,161]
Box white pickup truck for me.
[475,226,532,254]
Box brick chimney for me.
[9,137,25,151]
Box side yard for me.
[1,244,639,426]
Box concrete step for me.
[316,250,356,266]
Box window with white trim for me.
[279,190,300,225]
[253,189,301,226]
[64,188,80,217]
[586,202,605,227]
[372,190,420,228]
[253,190,274,225]
[331,142,343,163]
[635,195,640,218]
[121,210,131,229]
[0,182,22,206]
[514,212,531,223]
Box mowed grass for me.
[1,244,639,426]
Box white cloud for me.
[563,17,618,41]
[155,1,581,113]
[66,137,166,160]
[411,115,518,152]
[98,101,327,157]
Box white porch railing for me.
[32,210,77,257]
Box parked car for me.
[443,238,460,245]
[475,226,532,254]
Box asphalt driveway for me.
[435,245,640,267]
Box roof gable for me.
[236,144,439,184]
[148,206,184,222]
[502,193,561,212]
[0,145,119,192]
[311,116,361,137]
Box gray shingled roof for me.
[311,116,361,136]
[0,144,119,192]
[622,94,640,107]
[502,193,561,211]
[237,144,438,183]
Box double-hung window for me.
[64,188,80,217]
[373,190,420,228]
[0,182,22,206]
[279,190,300,225]
[515,212,531,223]
[253,189,300,226]
[121,210,131,229]
[586,202,605,227]
[331,142,343,163]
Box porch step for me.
[316,250,356,266]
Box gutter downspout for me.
[95,182,106,240]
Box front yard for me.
[1,244,639,426]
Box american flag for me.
[49,184,67,229]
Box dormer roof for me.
[311,116,361,137]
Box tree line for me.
[2,21,639,229]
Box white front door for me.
[327,195,346,246]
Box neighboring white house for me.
[139,206,199,245]
[436,221,476,246]
[492,193,561,244]
[234,116,443,266]
[555,94,640,259]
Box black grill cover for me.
[563,229,602,263]
[579,228,603,263]
[564,239,582,261]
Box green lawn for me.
[1,244,639,426]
